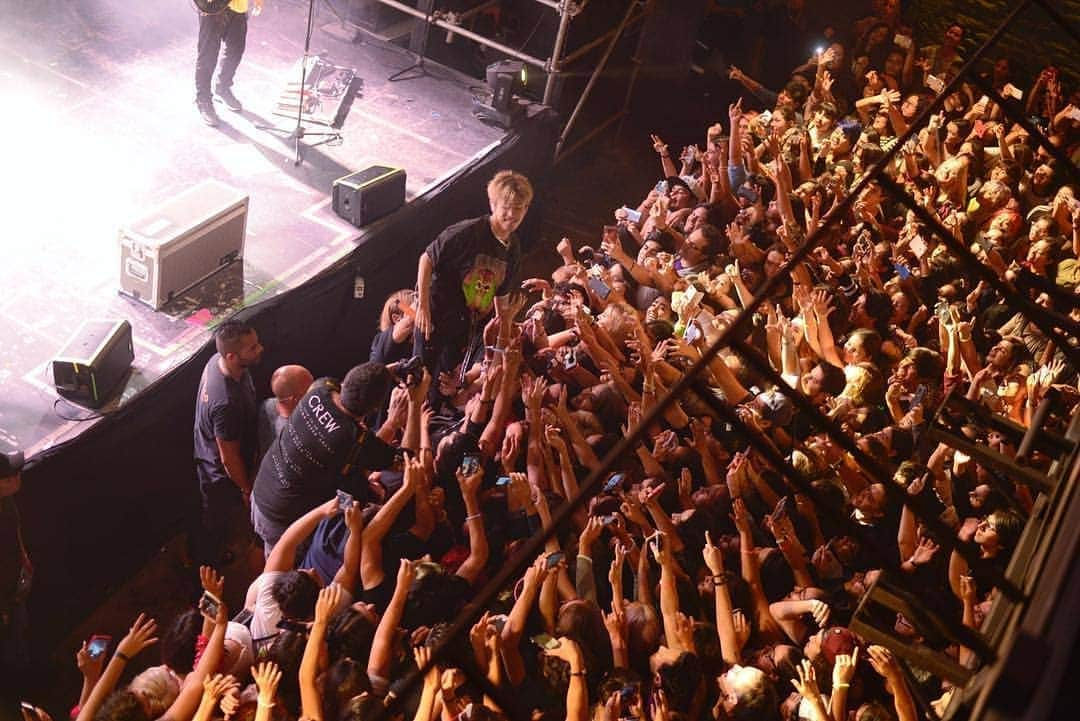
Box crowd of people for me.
[11,3,1080,721]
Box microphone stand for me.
[388,0,436,82]
[257,0,342,166]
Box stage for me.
[0,0,557,655]
[0,0,526,454]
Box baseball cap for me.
[821,627,860,664]
[0,450,24,477]
[665,176,693,196]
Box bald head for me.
[271,365,314,417]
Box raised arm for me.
[266,497,340,573]
[300,584,342,721]
[651,134,679,179]
[703,531,740,665]
[360,463,417,590]
[575,516,603,604]
[75,614,160,721]
[868,645,918,721]
[545,637,589,721]
[332,500,364,592]
[733,498,785,642]
[251,663,282,721]
[415,251,434,340]
[368,559,417,681]
[501,557,548,686]
[161,567,230,721]
[455,462,489,584]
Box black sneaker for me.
[196,99,220,127]
[215,87,243,112]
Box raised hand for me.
[314,583,343,626]
[959,574,978,605]
[76,640,106,681]
[619,492,649,530]
[833,647,860,687]
[652,688,671,721]
[202,674,240,704]
[672,611,697,652]
[344,496,363,534]
[603,608,627,644]
[413,644,438,686]
[116,613,159,659]
[703,530,725,575]
[252,661,282,707]
[199,565,225,603]
[866,644,902,682]
[470,611,492,666]
[544,424,567,455]
[416,301,433,340]
[791,658,821,698]
[732,609,751,651]
[579,515,603,555]
[609,542,627,588]
[650,133,669,157]
[908,536,940,566]
[397,558,418,591]
[731,497,753,537]
[808,599,831,627]
[456,457,484,498]
[728,97,743,123]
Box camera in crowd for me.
[578,245,613,269]
[390,356,424,387]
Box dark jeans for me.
[191,479,244,565]
[196,9,247,102]
[413,312,484,406]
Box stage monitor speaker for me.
[332,165,406,227]
[52,320,134,408]
[119,179,248,310]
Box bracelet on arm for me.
[114,651,131,663]
[465,512,483,522]
[569,670,587,677]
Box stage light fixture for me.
[473,60,527,128]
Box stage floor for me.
[0,1,506,456]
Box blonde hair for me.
[379,289,416,331]
[487,170,533,206]
[841,362,884,406]
[129,666,180,717]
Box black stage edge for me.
[15,109,557,661]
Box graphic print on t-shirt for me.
[462,253,507,314]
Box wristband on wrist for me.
[465,512,483,522]
[834,683,850,689]
[115,651,131,663]
[569,670,587,677]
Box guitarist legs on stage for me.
[194,0,262,127]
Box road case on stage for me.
[119,179,248,310]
